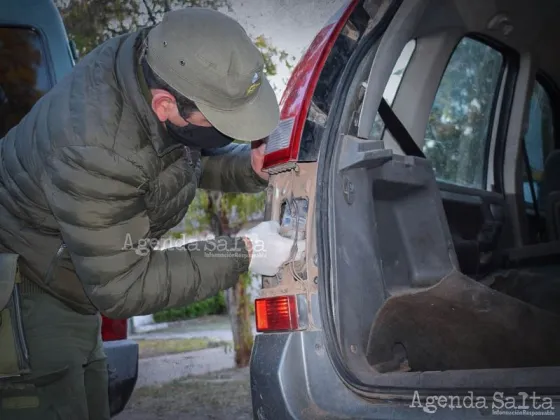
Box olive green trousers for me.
[0,291,110,420]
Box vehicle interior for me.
[319,0,560,393]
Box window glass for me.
[522,81,555,205]
[0,27,51,138]
[423,38,504,189]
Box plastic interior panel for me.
[331,142,459,383]
[370,154,457,290]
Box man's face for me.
[150,88,211,127]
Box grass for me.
[116,368,251,420]
[136,338,232,359]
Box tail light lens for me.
[101,316,127,341]
[263,0,359,172]
[255,295,307,332]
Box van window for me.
[522,80,555,205]
[0,27,51,138]
[423,37,504,189]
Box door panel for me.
[439,183,505,277]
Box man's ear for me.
[150,89,175,122]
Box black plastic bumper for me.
[104,339,138,417]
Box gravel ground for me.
[137,338,231,359]
[116,368,252,420]
[135,346,236,388]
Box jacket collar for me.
[114,29,181,157]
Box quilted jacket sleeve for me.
[40,146,249,318]
[199,143,268,193]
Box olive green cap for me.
[146,7,279,141]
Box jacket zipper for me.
[43,243,67,287]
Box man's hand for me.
[251,140,269,181]
[241,221,305,276]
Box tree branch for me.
[142,0,157,25]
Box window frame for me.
[535,71,560,151]
[422,33,511,192]
[488,41,520,195]
[0,24,55,137]
[382,39,417,108]
[521,71,559,212]
[1,23,56,86]
[374,38,418,141]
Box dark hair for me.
[141,56,199,119]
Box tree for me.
[201,190,265,367]
[56,0,295,368]
[56,0,232,56]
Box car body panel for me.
[105,339,139,416]
[251,332,502,420]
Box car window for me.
[423,37,504,190]
[0,27,51,138]
[522,80,555,205]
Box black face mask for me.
[165,121,234,150]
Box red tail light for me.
[101,316,127,341]
[255,295,304,332]
[263,0,359,172]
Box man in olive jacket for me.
[0,7,301,420]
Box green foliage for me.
[55,0,231,56]
[55,0,295,83]
[183,190,265,235]
[222,191,266,224]
[153,292,227,322]
[183,191,212,235]
[169,231,184,240]
[254,35,296,76]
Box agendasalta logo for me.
[410,391,555,416]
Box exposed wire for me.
[284,170,306,281]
